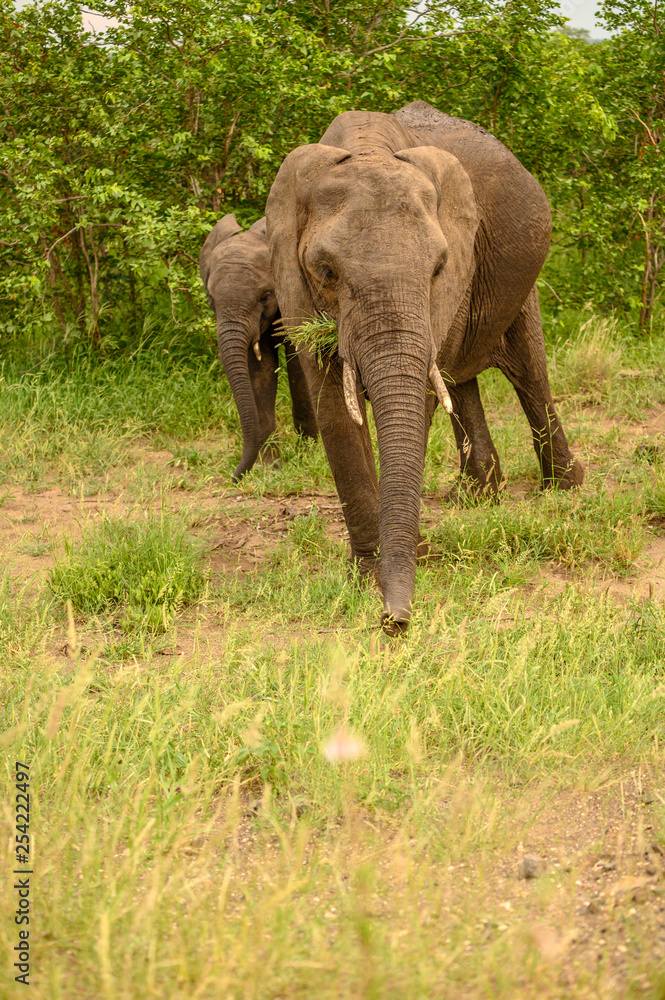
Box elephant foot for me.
[381,611,409,637]
[443,474,504,507]
[542,459,584,491]
[294,421,319,442]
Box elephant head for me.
[200,213,281,481]
[266,125,478,629]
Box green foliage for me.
[49,515,207,632]
[235,737,286,786]
[0,0,419,352]
[1,0,663,355]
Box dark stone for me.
[519,854,547,879]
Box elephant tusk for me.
[252,341,261,362]
[429,361,454,414]
[343,359,363,426]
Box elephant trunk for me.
[217,319,263,482]
[355,323,430,634]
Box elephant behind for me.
[266,101,582,633]
[200,213,318,481]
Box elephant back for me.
[393,101,551,345]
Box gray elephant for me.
[266,101,583,633]
[200,213,318,481]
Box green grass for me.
[290,313,339,363]
[2,311,665,998]
[0,352,240,487]
[0,347,336,494]
[643,461,665,521]
[554,312,623,398]
[546,307,665,419]
[2,593,665,998]
[49,515,208,634]
[428,483,646,574]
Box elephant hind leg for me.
[493,286,583,489]
[445,377,504,501]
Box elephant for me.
[265,100,583,634]
[200,213,318,481]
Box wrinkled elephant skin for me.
[200,214,318,481]
[266,102,583,633]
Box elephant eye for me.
[309,251,337,284]
[432,248,449,279]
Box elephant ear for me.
[395,147,478,347]
[248,216,267,240]
[199,213,243,291]
[266,144,351,332]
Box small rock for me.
[519,854,547,879]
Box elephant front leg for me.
[300,353,380,579]
[284,342,319,440]
[445,378,504,500]
[493,286,583,489]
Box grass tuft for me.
[49,515,207,633]
[290,313,338,364]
